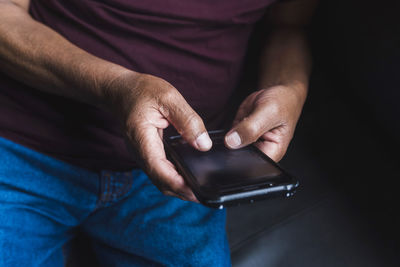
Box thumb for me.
[225,105,279,149]
[159,91,212,151]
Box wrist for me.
[98,68,141,115]
[260,80,307,101]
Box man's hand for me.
[225,85,305,162]
[109,73,212,202]
[0,1,211,202]
[224,0,317,161]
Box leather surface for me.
[228,196,395,267]
[226,69,399,267]
[227,2,400,265]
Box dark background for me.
[310,0,400,236]
[227,1,400,266]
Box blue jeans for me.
[0,137,230,266]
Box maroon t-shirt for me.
[0,0,275,171]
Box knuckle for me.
[160,86,179,105]
[176,111,204,140]
[169,176,186,192]
[241,120,261,142]
[158,104,170,118]
[183,112,202,131]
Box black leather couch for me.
[227,1,400,266]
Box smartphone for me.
[164,130,299,209]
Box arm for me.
[0,0,212,201]
[0,0,128,106]
[225,0,317,161]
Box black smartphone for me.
[164,130,299,208]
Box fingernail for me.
[196,132,212,150]
[226,131,241,148]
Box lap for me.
[80,170,231,267]
[0,137,230,266]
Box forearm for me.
[0,1,132,108]
[258,27,311,101]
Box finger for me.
[158,90,212,151]
[255,141,282,162]
[147,151,197,202]
[255,128,293,162]
[225,103,281,149]
[131,125,197,202]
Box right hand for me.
[105,72,212,202]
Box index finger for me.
[158,90,212,152]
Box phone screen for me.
[169,135,288,190]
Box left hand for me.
[224,85,306,162]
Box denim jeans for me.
[0,137,231,266]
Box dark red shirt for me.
[0,0,275,171]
